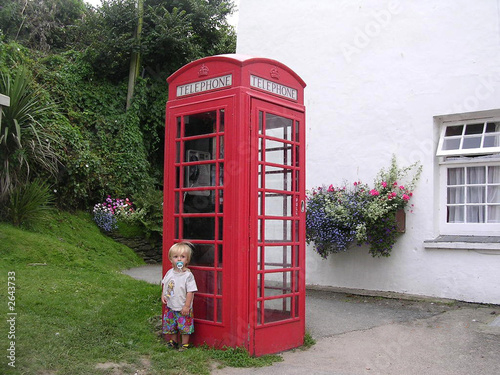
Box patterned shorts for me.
[162,306,194,335]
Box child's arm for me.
[161,280,168,305]
[181,292,194,316]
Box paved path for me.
[122,264,162,284]
[123,265,500,375]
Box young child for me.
[161,241,198,351]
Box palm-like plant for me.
[6,178,54,227]
[0,67,61,202]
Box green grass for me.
[116,221,146,238]
[302,332,316,349]
[208,346,283,369]
[0,211,284,374]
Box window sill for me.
[424,235,500,251]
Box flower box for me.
[395,209,405,233]
[305,156,421,258]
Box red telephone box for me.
[163,54,306,356]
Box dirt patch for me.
[95,357,151,375]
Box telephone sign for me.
[176,74,233,97]
[250,75,298,100]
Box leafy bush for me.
[34,51,157,208]
[0,0,237,210]
[4,179,54,228]
[306,156,422,258]
[132,188,163,238]
[0,0,87,52]
[0,66,62,202]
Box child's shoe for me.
[178,343,192,352]
[166,340,178,349]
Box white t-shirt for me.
[161,268,198,311]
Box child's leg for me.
[162,307,179,345]
[164,333,177,343]
[178,309,194,348]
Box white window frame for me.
[436,118,500,157]
[436,109,500,236]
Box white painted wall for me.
[237,0,500,304]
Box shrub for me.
[4,179,54,228]
[0,66,61,202]
[132,188,163,239]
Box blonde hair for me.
[168,242,194,263]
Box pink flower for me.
[369,189,380,196]
[399,185,405,190]
[328,184,334,192]
[381,181,387,188]
[402,194,410,201]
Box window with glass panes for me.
[446,165,500,223]
[255,106,302,326]
[174,109,225,324]
[436,111,500,232]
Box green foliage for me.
[76,0,236,82]
[77,0,139,82]
[133,188,164,238]
[34,51,156,207]
[4,178,54,228]
[0,0,87,52]
[0,1,25,43]
[0,0,236,210]
[0,66,62,201]
[363,211,399,257]
[134,78,166,175]
[0,39,36,75]
[116,221,145,237]
[172,0,236,56]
